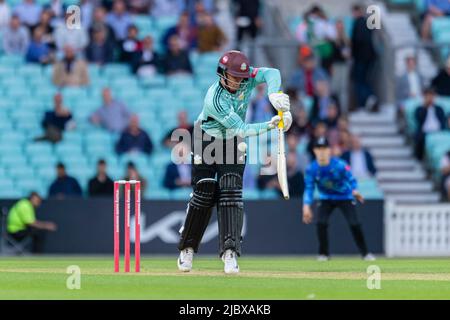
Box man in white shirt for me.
[2,14,29,55]
[0,0,11,30]
[397,56,424,103]
[342,135,377,180]
[13,0,41,29]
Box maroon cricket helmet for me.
[217,50,250,78]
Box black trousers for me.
[316,200,368,256]
[188,128,246,255]
[8,226,47,253]
[191,128,246,185]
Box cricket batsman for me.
[177,50,292,273]
[302,137,375,261]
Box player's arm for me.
[210,94,280,138]
[343,162,364,203]
[302,165,315,224]
[252,67,292,131]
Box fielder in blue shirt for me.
[302,137,375,261]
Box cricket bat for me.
[277,110,290,200]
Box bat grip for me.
[278,111,284,129]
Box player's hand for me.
[46,222,57,231]
[352,190,365,204]
[269,92,290,112]
[267,115,281,129]
[302,205,313,224]
[282,111,293,132]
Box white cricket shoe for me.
[317,255,330,261]
[222,249,240,274]
[363,253,376,261]
[177,247,194,272]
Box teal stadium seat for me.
[171,188,191,200]
[102,64,130,77]
[140,74,166,87]
[243,189,260,200]
[8,166,35,180]
[146,188,171,200]
[0,132,26,144]
[0,55,24,67]
[119,153,149,171]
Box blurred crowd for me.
[395,0,450,201]
[0,1,384,199]
[246,3,379,198]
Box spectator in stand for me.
[26,26,52,64]
[307,122,328,160]
[311,80,340,125]
[151,0,185,18]
[296,5,337,72]
[197,12,227,53]
[48,163,83,199]
[35,93,73,143]
[120,24,142,66]
[285,152,305,198]
[414,87,447,159]
[431,57,450,96]
[421,0,450,39]
[116,115,154,155]
[86,26,115,64]
[7,192,57,254]
[34,9,55,50]
[397,55,425,103]
[440,150,450,201]
[123,161,147,192]
[163,142,191,190]
[2,15,29,55]
[53,11,89,56]
[234,0,261,46]
[341,134,377,179]
[257,154,278,192]
[290,106,311,138]
[162,110,193,148]
[351,4,378,111]
[323,103,340,130]
[47,0,64,22]
[289,47,328,97]
[134,35,161,76]
[13,0,42,30]
[162,11,197,51]
[129,0,151,14]
[334,128,351,156]
[286,133,310,172]
[53,45,89,87]
[90,88,132,133]
[0,0,11,31]
[286,87,305,114]
[80,0,95,29]
[88,159,114,197]
[331,19,351,112]
[90,6,117,48]
[162,35,193,75]
[106,0,132,41]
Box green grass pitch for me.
[0,256,449,299]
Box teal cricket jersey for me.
[198,67,282,139]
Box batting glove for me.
[269,92,290,112]
[281,111,293,132]
[267,115,281,129]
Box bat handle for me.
[278,110,284,129]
